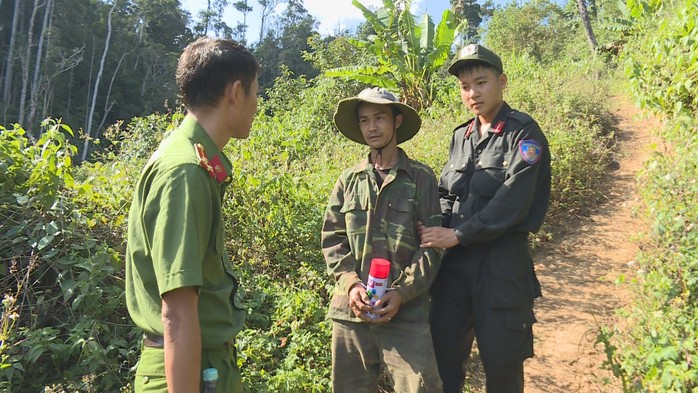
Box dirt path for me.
[521,98,661,392]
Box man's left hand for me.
[371,290,401,323]
[420,226,459,249]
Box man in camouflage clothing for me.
[321,87,443,393]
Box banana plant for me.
[325,0,457,110]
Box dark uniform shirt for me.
[322,148,442,322]
[438,102,550,307]
[440,102,551,247]
[125,116,246,349]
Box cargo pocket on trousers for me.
[135,347,168,392]
[505,307,536,332]
[504,307,536,359]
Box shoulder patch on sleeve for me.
[519,139,542,165]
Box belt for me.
[143,333,164,348]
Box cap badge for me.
[461,44,478,57]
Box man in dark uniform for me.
[419,44,551,392]
[126,37,260,392]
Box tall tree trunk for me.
[577,0,597,53]
[84,38,95,132]
[3,0,21,111]
[29,0,53,131]
[83,1,116,162]
[67,67,73,117]
[258,0,281,44]
[45,47,82,120]
[205,0,212,35]
[19,0,42,131]
[96,51,129,132]
[40,0,56,121]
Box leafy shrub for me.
[0,121,137,392]
[603,115,698,391]
[622,0,698,116]
[597,0,698,390]
[237,264,332,392]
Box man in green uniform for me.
[125,37,260,393]
[322,87,443,392]
[419,45,551,392]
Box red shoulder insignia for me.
[465,121,475,139]
[194,143,216,179]
[209,154,228,183]
[493,121,506,135]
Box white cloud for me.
[302,0,445,35]
[302,0,384,35]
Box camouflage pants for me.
[134,342,241,393]
[332,319,443,393]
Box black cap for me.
[448,44,503,76]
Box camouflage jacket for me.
[321,148,442,322]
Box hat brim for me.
[333,97,421,145]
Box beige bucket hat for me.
[333,87,422,145]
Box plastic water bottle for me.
[365,258,390,319]
[203,367,218,393]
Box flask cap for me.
[203,367,218,382]
[369,258,390,279]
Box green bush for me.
[622,0,698,116]
[604,116,698,391]
[0,121,137,392]
[597,0,698,390]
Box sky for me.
[180,0,453,45]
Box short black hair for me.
[176,37,261,109]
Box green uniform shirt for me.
[125,115,246,349]
[321,148,442,322]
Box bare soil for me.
[464,97,662,392]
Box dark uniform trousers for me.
[430,232,537,393]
